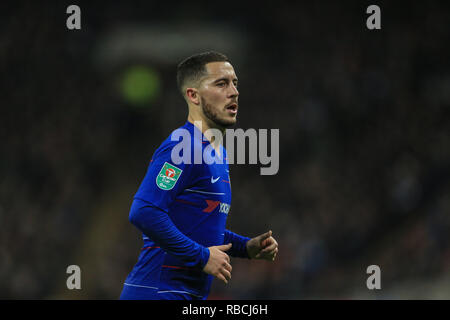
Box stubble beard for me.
[201,97,236,129]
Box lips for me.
[226,103,238,114]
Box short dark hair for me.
[176,51,230,97]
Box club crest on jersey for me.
[156,162,182,190]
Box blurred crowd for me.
[1,1,449,299]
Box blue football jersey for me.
[124,121,234,298]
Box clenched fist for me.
[246,230,278,261]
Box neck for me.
[187,112,224,148]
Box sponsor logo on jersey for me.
[219,202,230,214]
[202,200,230,214]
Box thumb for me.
[217,243,232,251]
[259,230,272,241]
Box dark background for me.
[1,1,450,299]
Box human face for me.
[198,61,239,128]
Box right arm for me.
[129,199,210,269]
[129,200,232,283]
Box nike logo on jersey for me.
[211,176,220,183]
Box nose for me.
[229,82,239,97]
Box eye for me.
[217,82,226,87]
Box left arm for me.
[223,230,251,258]
[224,230,278,261]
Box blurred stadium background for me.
[1,1,450,299]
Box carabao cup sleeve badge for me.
[156,162,183,190]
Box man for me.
[120,51,278,300]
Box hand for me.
[246,230,278,261]
[203,243,233,284]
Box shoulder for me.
[154,123,192,152]
[152,123,202,166]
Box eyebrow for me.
[213,77,238,83]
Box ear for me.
[186,88,200,105]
